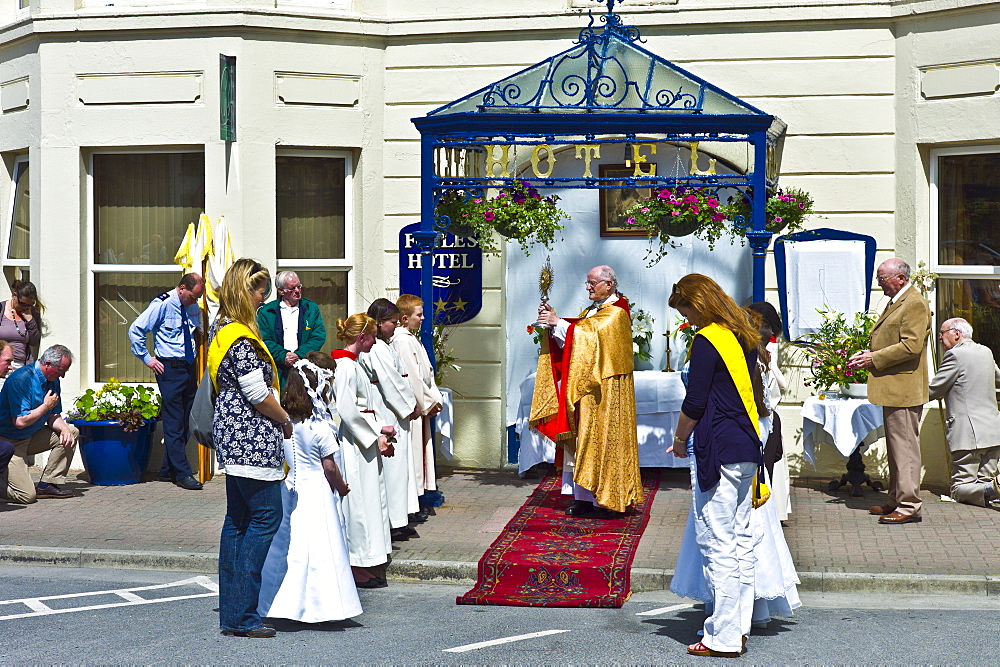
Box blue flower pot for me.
[72,419,156,486]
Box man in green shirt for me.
[256,271,327,388]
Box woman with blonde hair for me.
[210,258,293,638]
[332,312,397,588]
[667,274,763,658]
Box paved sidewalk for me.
[2,466,998,595]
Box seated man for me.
[928,318,1000,507]
[0,344,79,504]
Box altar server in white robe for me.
[363,298,421,538]
[331,313,395,587]
[393,294,443,501]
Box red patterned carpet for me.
[456,471,659,608]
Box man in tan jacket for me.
[848,258,931,524]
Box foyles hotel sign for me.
[398,223,482,325]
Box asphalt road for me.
[1,565,998,664]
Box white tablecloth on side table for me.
[435,388,454,461]
[515,370,689,473]
[801,396,884,466]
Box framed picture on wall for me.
[599,164,656,237]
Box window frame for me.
[5,155,29,270]
[930,144,1000,277]
[274,148,355,315]
[86,147,205,385]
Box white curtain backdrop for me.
[503,155,753,426]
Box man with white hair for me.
[928,317,1000,507]
[257,271,327,388]
[849,258,932,524]
[531,265,642,519]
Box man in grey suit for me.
[928,317,1000,507]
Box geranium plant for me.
[69,379,161,432]
[800,310,877,392]
[722,186,814,235]
[435,181,570,256]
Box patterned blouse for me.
[212,320,283,475]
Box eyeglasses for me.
[584,280,610,287]
[876,274,901,285]
[280,285,303,293]
[938,328,958,339]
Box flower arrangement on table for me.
[909,260,938,296]
[434,181,570,256]
[799,310,877,392]
[624,298,655,361]
[722,186,814,235]
[68,379,161,433]
[623,186,732,263]
[432,324,461,386]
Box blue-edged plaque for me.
[399,222,482,325]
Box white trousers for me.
[693,461,756,653]
[561,458,596,504]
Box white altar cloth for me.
[801,395,884,466]
[515,370,688,473]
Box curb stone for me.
[1,546,995,597]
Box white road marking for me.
[0,576,218,621]
[636,602,694,616]
[443,629,570,653]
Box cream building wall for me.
[1,0,998,486]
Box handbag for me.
[751,465,770,509]
[189,371,216,449]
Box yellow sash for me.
[207,322,280,393]
[696,323,760,438]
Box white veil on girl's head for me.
[292,358,337,421]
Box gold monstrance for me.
[531,256,554,329]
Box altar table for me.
[801,395,885,495]
[514,370,689,474]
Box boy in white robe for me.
[363,298,421,540]
[392,295,443,507]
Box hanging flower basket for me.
[624,186,733,264]
[722,187,815,235]
[653,213,702,238]
[434,182,569,256]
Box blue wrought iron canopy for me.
[422,11,786,143]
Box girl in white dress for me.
[363,298,420,541]
[258,353,363,623]
[332,313,397,588]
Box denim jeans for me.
[218,474,282,632]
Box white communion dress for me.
[258,418,363,623]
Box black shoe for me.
[221,626,277,638]
[409,506,431,523]
[355,577,388,589]
[174,475,203,490]
[590,507,625,520]
[566,500,595,517]
[35,482,74,499]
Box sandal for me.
[686,640,745,657]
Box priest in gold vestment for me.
[530,265,643,517]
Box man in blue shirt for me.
[128,273,204,490]
[0,344,78,504]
